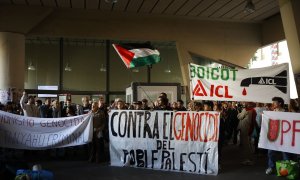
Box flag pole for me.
[147,65,152,83]
[138,85,155,105]
[112,42,159,105]
[128,68,155,105]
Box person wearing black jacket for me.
[141,99,151,110]
[176,100,187,111]
[153,96,172,111]
[226,102,239,144]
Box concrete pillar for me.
[279,0,300,73]
[0,32,25,104]
[279,0,300,98]
[176,42,192,102]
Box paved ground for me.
[2,144,290,180]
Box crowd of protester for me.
[0,91,299,175]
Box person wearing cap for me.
[20,91,40,117]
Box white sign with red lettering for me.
[258,111,300,154]
[109,110,220,175]
[189,63,289,103]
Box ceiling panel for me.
[242,0,278,20]
[176,0,204,16]
[12,0,27,5]
[252,6,279,21]
[3,0,281,22]
[86,0,99,9]
[187,0,217,16]
[136,0,146,13]
[112,0,129,11]
[199,0,231,17]
[138,0,159,13]
[0,0,12,4]
[27,0,42,6]
[232,0,274,19]
[100,0,114,11]
[163,0,187,15]
[41,0,57,7]
[57,0,70,8]
[125,0,144,12]
[221,0,260,19]
[150,0,173,14]
[71,0,84,8]
[210,0,244,18]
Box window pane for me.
[69,95,88,105]
[25,38,60,89]
[151,46,183,84]
[109,94,126,105]
[63,39,106,91]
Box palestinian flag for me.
[112,42,160,68]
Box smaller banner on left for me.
[0,111,93,150]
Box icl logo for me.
[193,80,233,98]
[258,78,276,85]
[240,70,288,95]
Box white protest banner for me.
[258,111,300,154]
[109,110,220,175]
[189,63,289,103]
[0,111,93,150]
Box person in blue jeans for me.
[265,97,290,175]
[266,150,290,174]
